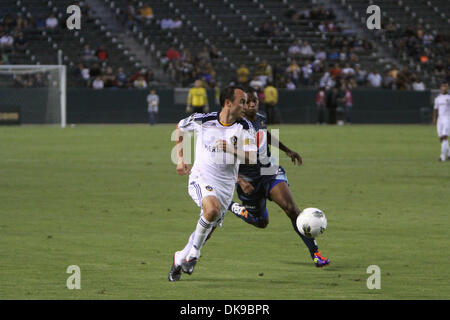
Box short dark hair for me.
[244,86,257,95]
[220,86,245,107]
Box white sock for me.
[441,140,449,161]
[186,216,214,260]
[175,232,195,266]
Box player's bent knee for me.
[282,203,298,219]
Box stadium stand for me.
[1,0,448,89]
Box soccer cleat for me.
[181,257,198,275]
[168,252,182,282]
[313,250,330,268]
[230,202,249,219]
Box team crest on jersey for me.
[205,185,213,191]
[230,136,238,146]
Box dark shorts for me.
[236,166,288,217]
[191,106,206,114]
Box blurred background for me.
[0,0,448,124]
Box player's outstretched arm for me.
[267,131,302,166]
[175,126,191,175]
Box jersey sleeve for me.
[434,97,439,110]
[177,113,200,132]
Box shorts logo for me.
[230,136,238,146]
[205,185,213,191]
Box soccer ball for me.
[296,208,327,238]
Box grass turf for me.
[0,124,449,299]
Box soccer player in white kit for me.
[169,86,257,281]
[433,82,450,162]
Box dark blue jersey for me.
[238,113,273,181]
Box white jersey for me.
[434,93,450,120]
[147,94,159,113]
[178,112,257,192]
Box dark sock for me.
[291,217,318,259]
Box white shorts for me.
[188,175,234,227]
[437,119,450,138]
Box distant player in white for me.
[147,89,159,125]
[433,82,450,162]
[169,86,257,281]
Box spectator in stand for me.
[95,46,108,61]
[0,53,10,65]
[237,64,250,86]
[434,60,446,78]
[133,75,148,88]
[89,63,101,79]
[315,45,327,61]
[14,32,28,52]
[286,60,301,86]
[33,73,45,88]
[384,18,397,33]
[286,80,296,90]
[284,5,300,23]
[115,67,128,88]
[16,13,30,30]
[82,44,96,62]
[326,20,336,33]
[103,66,116,88]
[354,64,367,86]
[330,63,342,79]
[92,76,104,89]
[288,40,301,58]
[80,64,90,86]
[396,67,411,90]
[422,32,434,46]
[0,32,14,52]
[318,21,327,33]
[319,66,335,88]
[264,82,278,124]
[254,60,272,87]
[411,75,426,91]
[161,18,173,30]
[367,70,383,88]
[328,49,339,61]
[341,63,355,80]
[209,46,219,60]
[166,46,180,61]
[45,14,58,29]
[139,4,154,20]
[301,60,313,86]
[249,76,264,92]
[299,41,314,58]
[123,3,137,30]
[383,70,395,89]
[172,17,182,29]
[316,87,327,124]
[196,46,211,63]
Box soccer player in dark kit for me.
[228,86,330,267]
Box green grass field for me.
[0,124,449,300]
